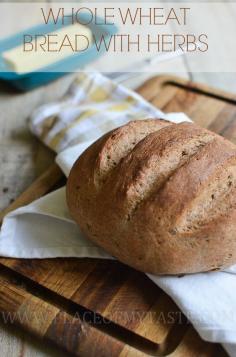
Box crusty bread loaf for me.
[66,119,236,275]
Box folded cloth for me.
[0,73,235,356]
[30,72,190,153]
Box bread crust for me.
[66,119,236,275]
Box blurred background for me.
[0,1,236,356]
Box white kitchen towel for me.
[0,73,235,356]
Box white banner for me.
[0,2,235,73]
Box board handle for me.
[0,163,64,225]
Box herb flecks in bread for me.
[67,120,236,275]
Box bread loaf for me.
[66,119,236,275]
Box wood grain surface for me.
[1,0,236,355]
[0,75,234,356]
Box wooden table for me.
[0,1,236,356]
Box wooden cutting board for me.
[0,75,235,357]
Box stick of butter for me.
[3,24,93,73]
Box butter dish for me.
[0,13,118,91]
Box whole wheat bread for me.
[66,119,236,275]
